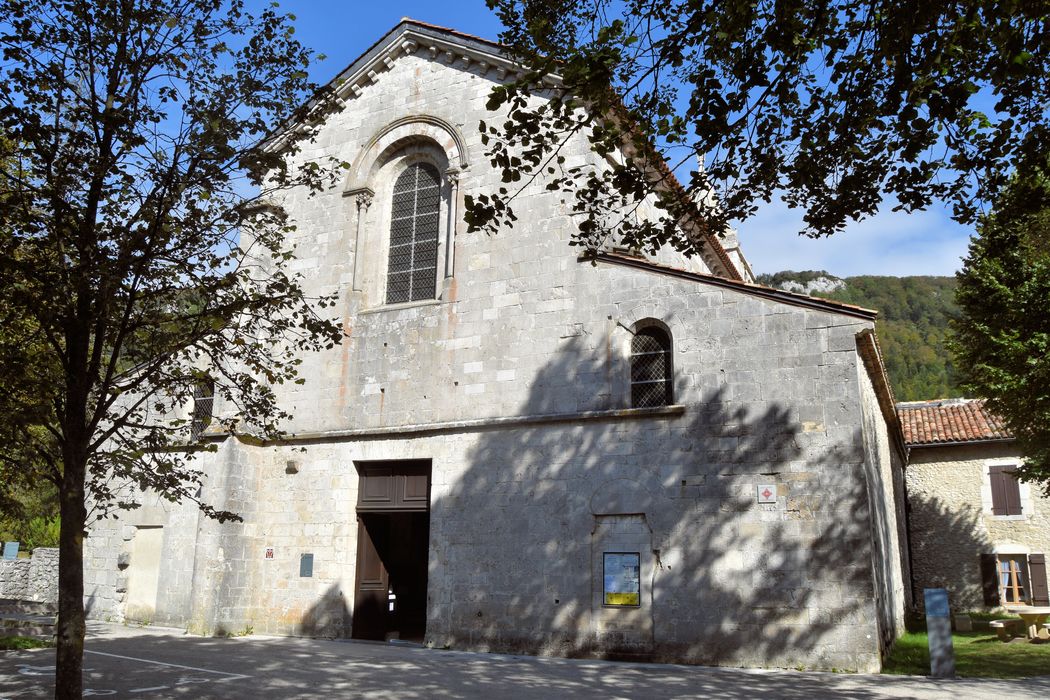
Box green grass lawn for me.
[884,630,1050,678]
[0,636,54,650]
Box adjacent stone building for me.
[900,398,1050,610]
[83,20,910,673]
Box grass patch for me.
[884,630,1050,678]
[0,636,54,650]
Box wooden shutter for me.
[980,553,1001,606]
[989,466,1022,515]
[989,467,1008,515]
[1030,553,1050,606]
[1003,468,1022,515]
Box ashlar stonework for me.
[83,20,910,673]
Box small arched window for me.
[386,162,441,304]
[631,327,672,408]
[191,378,214,442]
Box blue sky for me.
[278,1,973,278]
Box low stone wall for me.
[0,548,59,604]
[0,558,30,599]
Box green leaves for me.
[0,0,344,599]
[471,0,1050,252]
[952,166,1050,492]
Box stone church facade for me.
[83,20,909,673]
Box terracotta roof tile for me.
[896,399,1012,446]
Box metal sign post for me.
[924,588,955,678]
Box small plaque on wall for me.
[603,552,640,607]
[300,553,314,578]
[264,546,274,560]
[757,484,777,504]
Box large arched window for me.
[630,327,673,408]
[385,162,441,304]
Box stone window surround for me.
[354,147,454,308]
[343,116,468,310]
[623,318,675,409]
[981,459,1032,521]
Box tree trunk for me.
[54,453,87,700]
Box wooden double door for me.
[351,461,431,642]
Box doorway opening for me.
[125,526,163,622]
[351,460,431,643]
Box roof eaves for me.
[592,251,878,320]
[856,328,907,461]
[906,437,1016,449]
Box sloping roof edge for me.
[591,251,878,320]
[264,19,742,280]
[855,328,907,462]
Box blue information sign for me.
[924,588,950,618]
[2,542,18,560]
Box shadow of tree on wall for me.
[299,583,352,639]
[422,341,880,671]
[907,494,993,612]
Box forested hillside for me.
[756,272,961,401]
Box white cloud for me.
[739,198,973,277]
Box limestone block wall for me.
[258,40,724,438]
[0,548,59,604]
[906,442,1049,610]
[84,261,895,672]
[0,558,29,599]
[856,362,909,652]
[27,547,59,604]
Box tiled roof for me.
[896,398,1012,446]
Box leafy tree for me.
[0,2,343,696]
[820,276,961,401]
[467,0,1049,256]
[951,169,1050,491]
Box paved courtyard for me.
[1,622,1049,699]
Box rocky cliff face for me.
[775,276,846,295]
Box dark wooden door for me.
[351,515,389,640]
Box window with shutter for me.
[630,327,672,408]
[989,465,1023,515]
[981,553,1047,606]
[385,163,440,304]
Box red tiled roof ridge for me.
[896,397,1013,446]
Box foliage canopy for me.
[951,168,1050,489]
[0,1,342,696]
[467,0,1049,257]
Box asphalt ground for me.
[2,622,1049,699]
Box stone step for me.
[0,598,58,616]
[1,623,56,637]
[1,612,56,632]
[1,613,56,640]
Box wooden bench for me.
[990,619,1023,642]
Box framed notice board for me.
[603,552,641,607]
